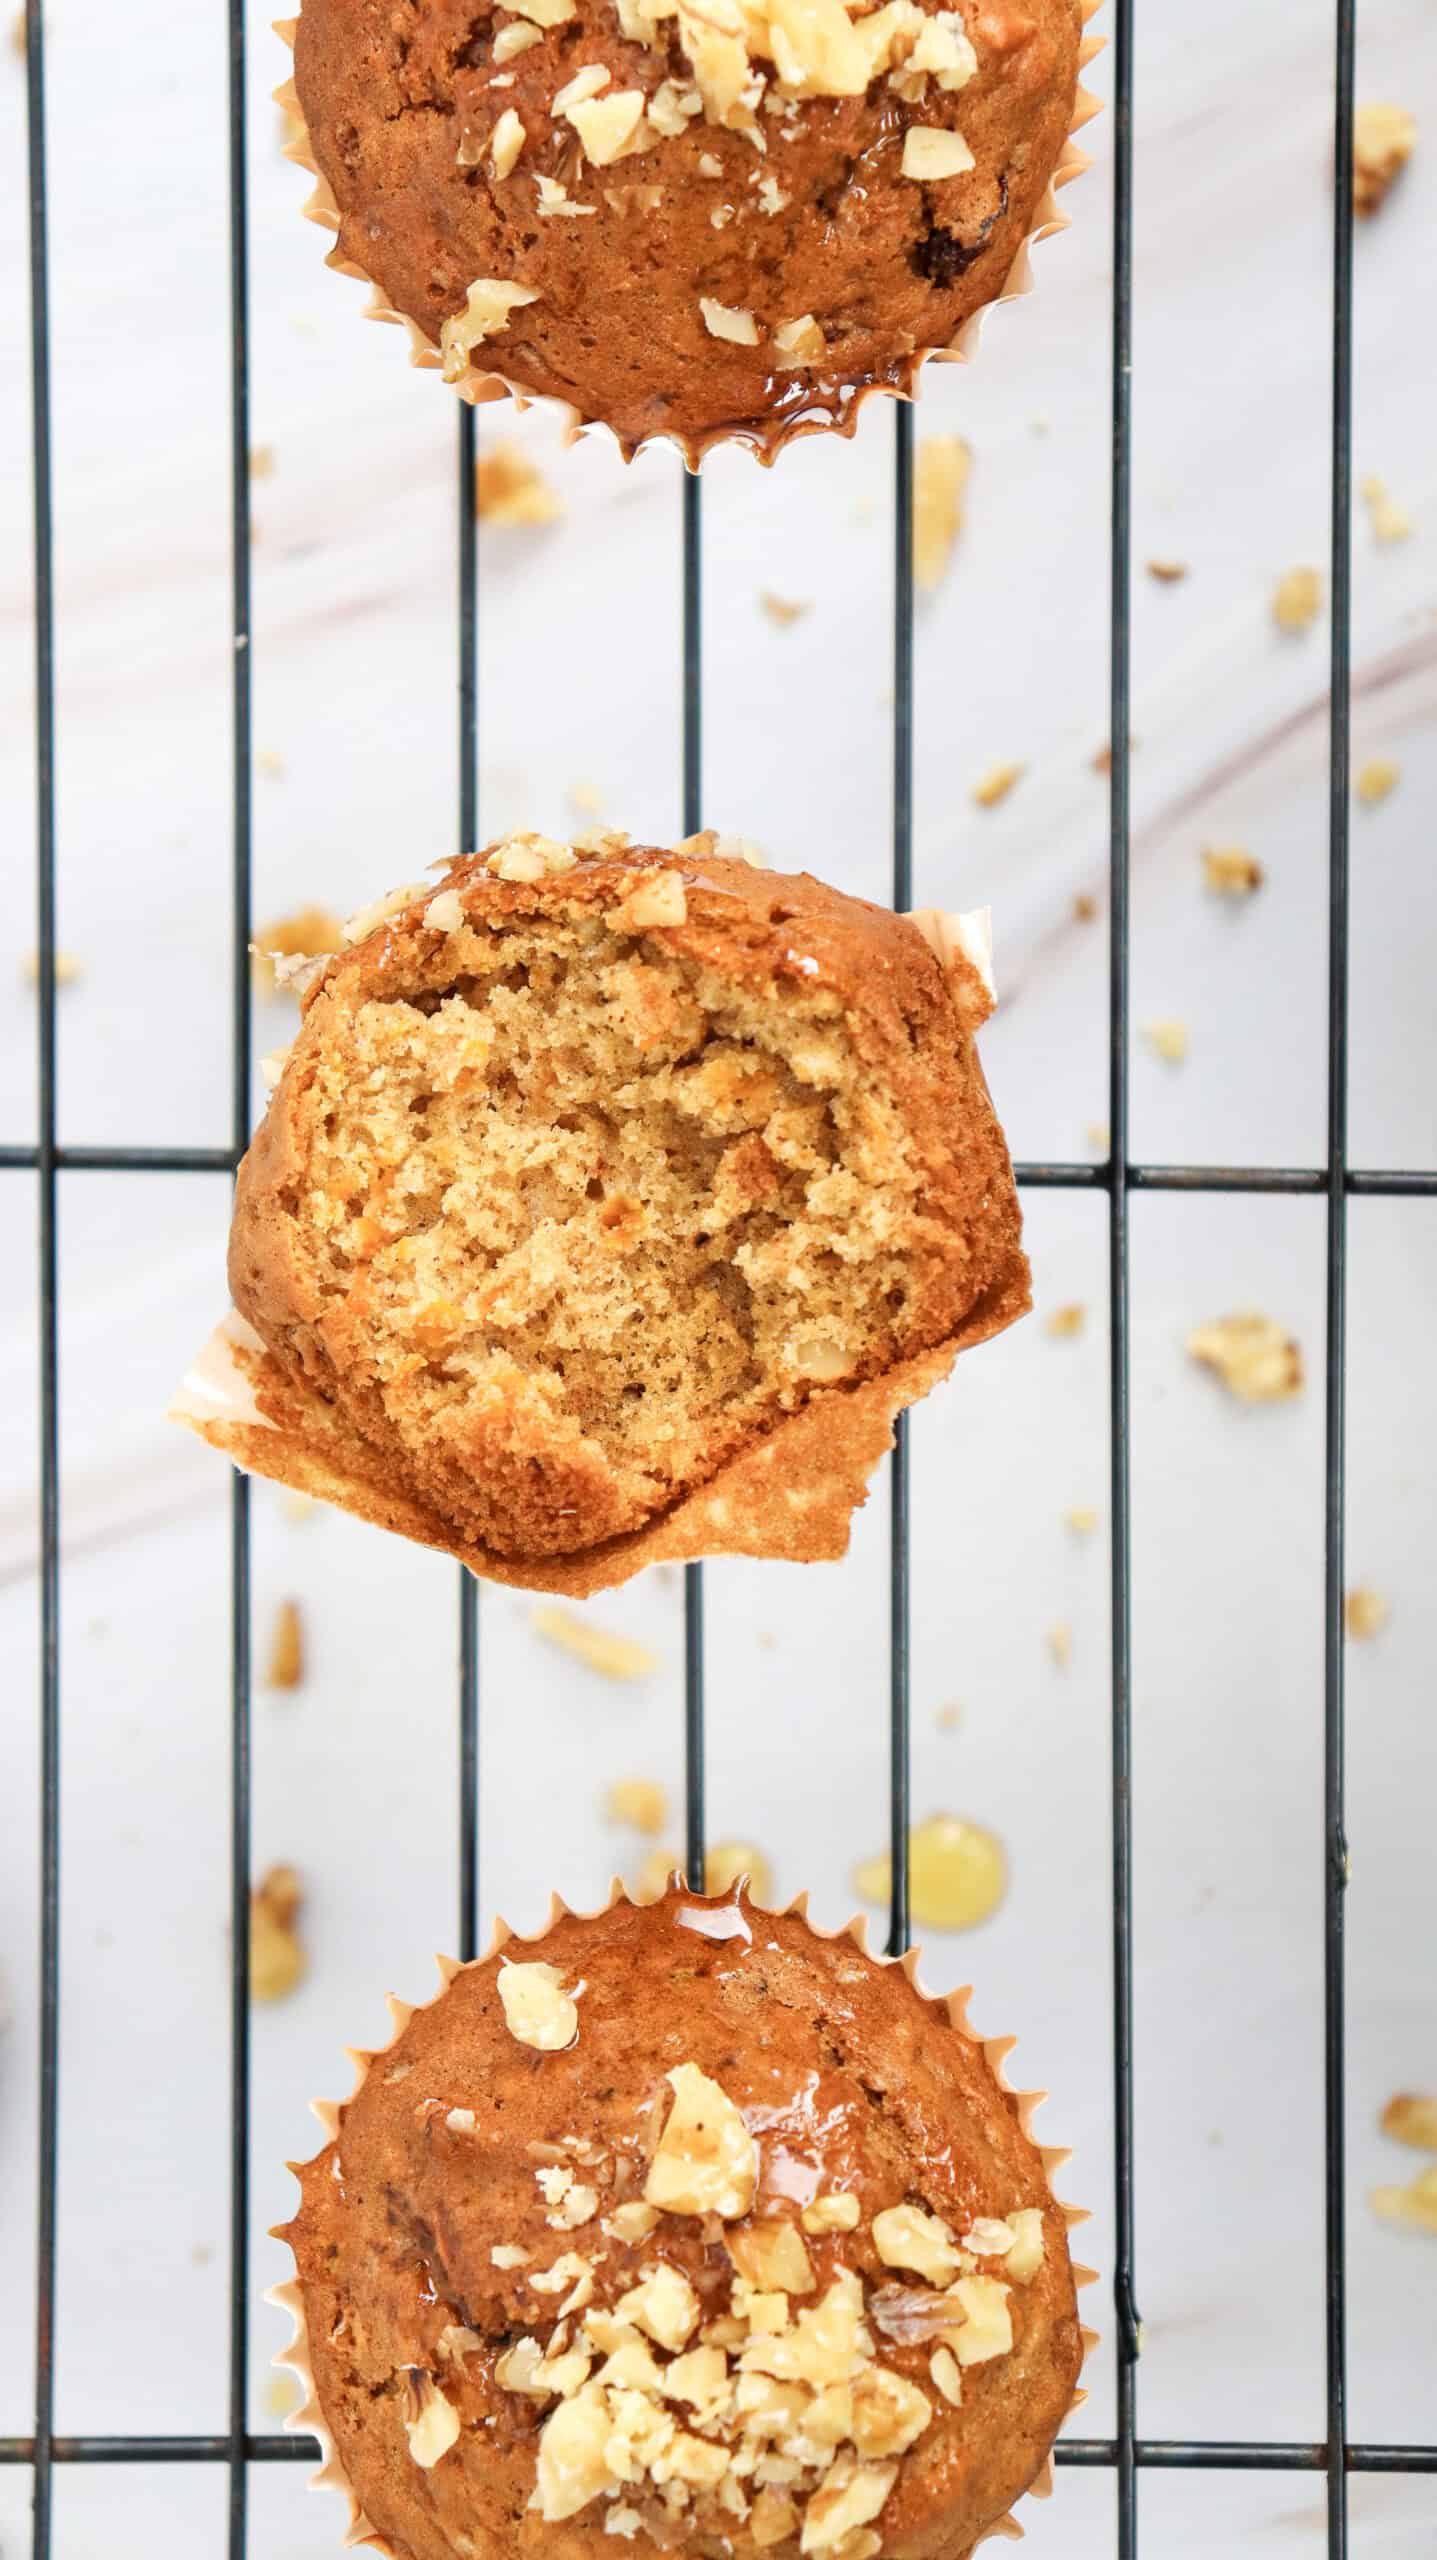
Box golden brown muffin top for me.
[289,0,1084,458]
[281,1888,1085,2560]
[230,838,1028,1572]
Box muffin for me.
[197,834,1027,1594]
[278,0,1098,462]
[272,1882,1090,2560]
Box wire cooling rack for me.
[9,0,1437,2555]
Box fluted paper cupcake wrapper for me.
[268,1877,1099,2558]
[272,3,1103,469]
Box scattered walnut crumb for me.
[1381,2094,1437,2151]
[912,434,970,595]
[256,747,285,780]
[1202,846,1264,898]
[1353,104,1416,217]
[22,948,83,989]
[1065,1506,1099,1537]
[972,760,1023,809]
[1086,1122,1110,1153]
[1073,893,1098,925]
[1360,473,1411,545]
[475,439,563,527]
[1187,1314,1304,1403]
[1370,2164,1437,2237]
[1144,1017,1190,1065]
[568,780,605,816]
[1344,1585,1388,1640]
[249,444,276,481]
[282,1490,316,1525]
[263,2371,302,2419]
[1047,1623,1072,1671]
[531,1605,658,1682]
[1356,757,1399,807]
[934,1703,962,1733]
[251,904,343,998]
[705,1840,773,1901]
[854,1814,1007,1933]
[250,1865,305,2003]
[1092,744,1113,774]
[11,10,29,55]
[759,591,811,628]
[264,1598,305,1691]
[605,1776,669,1835]
[1146,559,1188,583]
[1046,1303,1086,1340]
[1273,567,1322,633]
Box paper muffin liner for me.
[273,4,1103,469]
[269,1876,1098,2559]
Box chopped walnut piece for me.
[871,2204,963,2286]
[1344,1585,1388,1640]
[341,881,431,945]
[1001,2209,1045,2281]
[801,2455,898,2555]
[705,1839,773,1901]
[263,1597,305,1690]
[1353,103,1416,215]
[900,126,975,181]
[506,0,575,21]
[492,2242,532,2268]
[1144,1017,1190,1065]
[1273,567,1322,633]
[531,1604,658,1680]
[494,19,543,56]
[700,296,760,346]
[403,2368,461,2467]
[1046,1302,1085,1339]
[1202,846,1264,898]
[607,871,688,930]
[568,88,650,163]
[729,2219,815,2296]
[928,2343,962,2404]
[250,1864,305,2002]
[801,2194,861,2236]
[773,312,825,368]
[440,278,541,379]
[1381,2094,1437,2151]
[1187,1314,1304,1403]
[1086,1121,1111,1153]
[251,903,343,996]
[606,1776,669,1834]
[475,440,562,526]
[1356,757,1399,807]
[615,2262,703,2349]
[498,1959,580,2052]
[760,591,811,627]
[605,2200,663,2243]
[850,2366,932,2457]
[536,2386,612,2519]
[645,2063,758,2219]
[1146,558,1188,583]
[972,760,1023,808]
[1370,2165,1437,2236]
[912,433,970,595]
[488,106,527,176]
[751,2491,800,2548]
[855,1814,1007,1933]
[949,2274,1012,2365]
[486,834,579,883]
[423,888,466,934]
[1360,472,1412,544]
[536,174,597,215]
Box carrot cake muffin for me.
[219,834,1028,1590]
[282,0,1091,460]
[274,1884,1086,2559]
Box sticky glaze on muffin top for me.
[280,1888,1083,2560]
[289,0,1084,458]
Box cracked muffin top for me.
[278,1886,1085,2560]
[286,0,1086,459]
[227,835,1028,1584]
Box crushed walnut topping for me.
[486,833,580,883]
[900,125,973,180]
[606,870,689,930]
[700,296,760,347]
[440,278,541,380]
[498,1959,581,2052]
[403,2368,461,2467]
[1187,1313,1304,1403]
[645,2064,758,2218]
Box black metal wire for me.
[24,0,58,2551]
[887,403,914,1960]
[458,400,481,1966]
[1323,7,1357,2552]
[1106,1,1139,2549]
[681,468,706,1889]
[226,1,254,2551]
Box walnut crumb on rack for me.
[971,761,1023,809]
[531,1604,658,1681]
[22,948,83,989]
[250,1865,305,2003]
[605,1776,670,1834]
[1353,103,1416,216]
[1046,1303,1086,1340]
[1202,846,1264,898]
[912,435,970,594]
[476,439,564,526]
[1370,2165,1437,2237]
[1359,473,1411,544]
[1143,1017,1190,1065]
[704,1840,773,1901]
[759,591,811,628]
[1356,758,1399,807]
[264,1597,305,1690]
[1381,2094,1437,2151]
[1145,559,1188,583]
[1187,1314,1304,1403]
[1273,567,1322,633]
[1046,1623,1072,1671]
[1344,1585,1388,1640]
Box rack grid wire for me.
[10,1,1437,2556]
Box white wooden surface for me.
[1,0,1434,2551]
